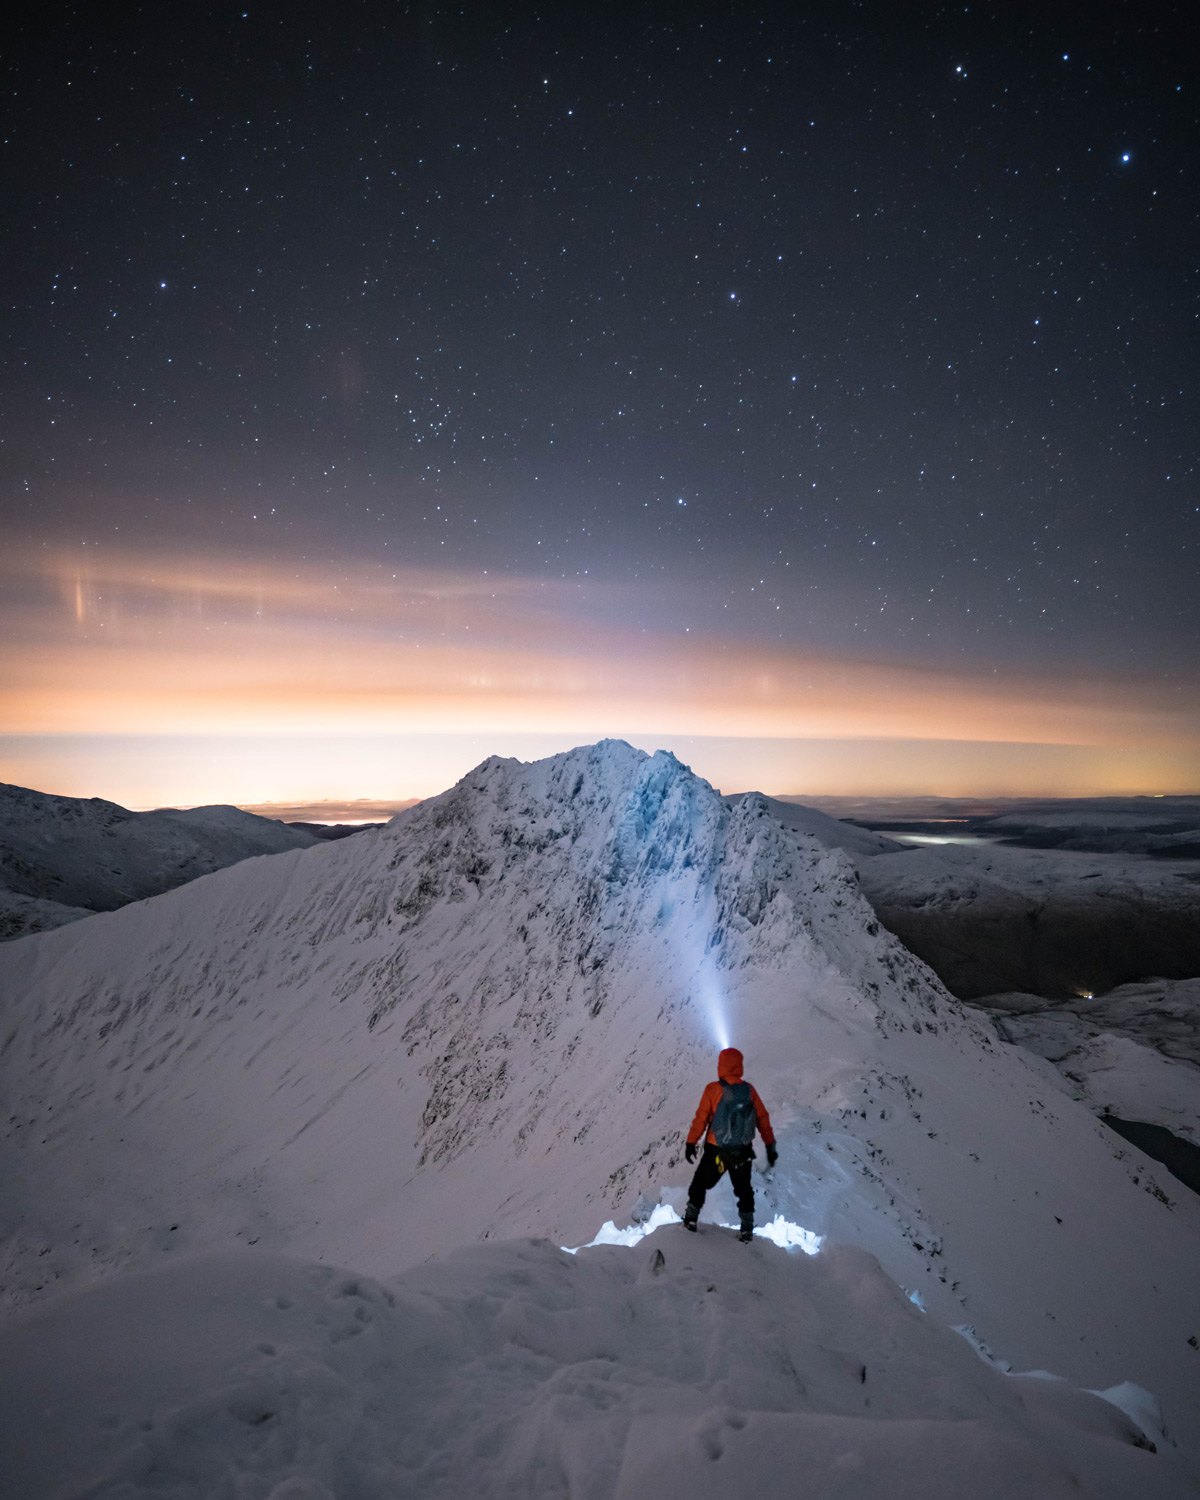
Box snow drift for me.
[1,741,1199,1464]
[2,1229,1189,1500]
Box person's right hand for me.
[685,1141,697,1164]
[766,1144,779,1168]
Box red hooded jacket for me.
[687,1047,775,1148]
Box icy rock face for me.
[1,741,1200,1454]
[0,781,320,936]
[854,840,1200,999]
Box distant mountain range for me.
[0,783,323,941]
[784,793,1200,857]
[236,797,421,824]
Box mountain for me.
[786,792,1200,828]
[977,801,1200,858]
[1,741,1198,1468]
[0,782,320,940]
[974,978,1200,1154]
[282,820,388,841]
[0,888,95,943]
[725,791,904,858]
[853,840,1200,1000]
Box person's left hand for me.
[685,1141,697,1164]
[766,1144,779,1168]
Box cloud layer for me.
[6,546,1197,760]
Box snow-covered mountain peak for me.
[2,741,1199,1458]
[370,740,902,1055]
[404,740,712,869]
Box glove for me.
[685,1141,697,1164]
[766,1144,778,1168]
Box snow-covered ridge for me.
[0,780,320,940]
[1,741,1198,1460]
[724,791,904,858]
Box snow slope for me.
[0,781,320,939]
[982,978,1200,1067]
[727,791,903,858]
[1,1230,1189,1500]
[2,742,1199,1461]
[854,840,1200,998]
[0,887,94,942]
[975,979,1200,1146]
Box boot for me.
[738,1218,754,1244]
[683,1202,700,1232]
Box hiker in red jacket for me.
[683,1047,777,1242]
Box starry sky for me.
[2,1,1197,807]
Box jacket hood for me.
[717,1047,744,1083]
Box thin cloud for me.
[2,544,1197,750]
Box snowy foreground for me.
[2,742,1199,1493]
[2,1228,1192,1500]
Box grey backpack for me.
[712,1081,756,1147]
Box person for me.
[683,1047,777,1242]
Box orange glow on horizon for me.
[4,631,1198,750]
[2,543,1197,800]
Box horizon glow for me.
[1,544,1196,804]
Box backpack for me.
[712,1081,756,1148]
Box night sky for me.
[2,2,1197,806]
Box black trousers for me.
[687,1143,755,1223]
